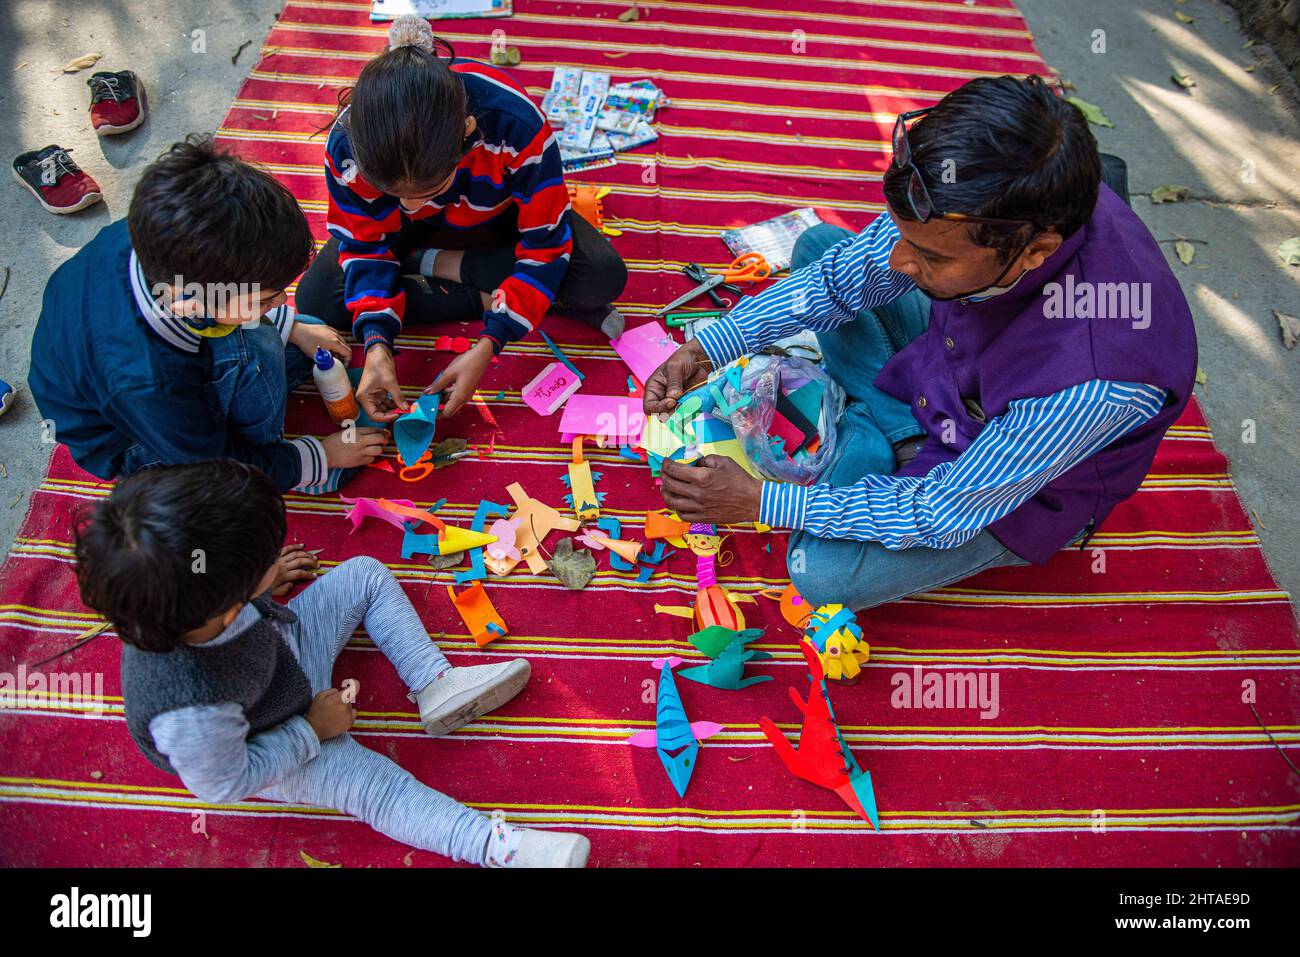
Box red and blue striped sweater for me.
[324,59,571,353]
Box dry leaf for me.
[617,5,640,21]
[1275,310,1300,349]
[62,52,102,73]
[1171,73,1196,90]
[1151,184,1191,204]
[300,851,340,868]
[1174,239,1196,265]
[1195,366,1208,386]
[1065,96,1114,128]
[1277,238,1300,266]
[1175,10,1194,23]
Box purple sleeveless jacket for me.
[874,184,1198,564]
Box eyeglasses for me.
[891,108,1039,229]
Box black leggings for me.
[296,208,628,333]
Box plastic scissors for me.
[654,253,772,317]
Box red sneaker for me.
[87,70,147,135]
[12,146,103,214]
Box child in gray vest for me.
[73,459,589,867]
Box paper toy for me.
[803,603,870,681]
[567,182,622,237]
[340,495,419,533]
[485,518,521,564]
[454,500,510,585]
[611,321,678,385]
[394,393,441,468]
[339,679,360,705]
[776,582,815,628]
[483,482,580,576]
[401,522,498,560]
[678,631,773,691]
[688,624,762,659]
[655,523,755,628]
[377,499,447,535]
[561,438,603,520]
[447,582,508,648]
[539,330,584,382]
[522,361,582,416]
[757,640,880,830]
[546,537,598,590]
[559,394,644,445]
[582,517,670,582]
[626,657,724,798]
[644,509,690,542]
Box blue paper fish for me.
[627,657,724,798]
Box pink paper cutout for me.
[611,321,679,385]
[339,495,418,533]
[521,361,583,416]
[485,518,521,562]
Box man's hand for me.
[659,455,762,524]
[425,337,494,418]
[355,343,404,423]
[272,543,319,596]
[288,321,351,364]
[306,688,355,741]
[643,339,712,416]
[321,427,389,469]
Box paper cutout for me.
[485,518,521,563]
[611,321,679,385]
[640,412,689,460]
[585,530,643,566]
[779,582,814,628]
[539,330,584,381]
[394,393,441,468]
[377,498,447,536]
[561,461,603,520]
[447,581,508,647]
[339,678,360,705]
[522,361,583,415]
[339,495,419,533]
[483,482,580,575]
[678,632,773,691]
[546,537,598,590]
[757,639,880,830]
[644,509,691,541]
[559,394,644,445]
[454,500,510,585]
[626,657,723,798]
[402,522,498,560]
[688,624,763,660]
[804,603,870,681]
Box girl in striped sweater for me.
[297,15,627,426]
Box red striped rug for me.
[2,0,1297,867]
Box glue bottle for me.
[312,347,360,425]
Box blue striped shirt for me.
[695,214,1167,550]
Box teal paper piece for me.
[678,633,773,691]
[394,393,441,467]
[453,500,510,585]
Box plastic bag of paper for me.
[719,354,845,485]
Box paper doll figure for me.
[757,640,880,830]
[626,657,724,798]
[803,603,869,681]
[678,631,773,691]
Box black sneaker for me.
[88,70,147,136]
[12,146,103,214]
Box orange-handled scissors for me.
[720,252,772,283]
[654,253,773,317]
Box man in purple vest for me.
[645,75,1198,611]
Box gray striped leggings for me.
[260,556,491,864]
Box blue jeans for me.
[785,224,1024,611]
[206,318,315,448]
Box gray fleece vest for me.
[121,597,314,774]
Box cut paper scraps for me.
[340,494,420,534]
[483,482,580,576]
[611,320,679,385]
[758,640,881,830]
[447,582,507,648]
[559,394,644,446]
[521,361,583,416]
[644,509,691,543]
[581,516,672,582]
[627,657,724,799]
[394,393,441,468]
[803,603,870,682]
[677,627,773,691]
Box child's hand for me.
[356,345,405,423]
[306,688,355,741]
[425,338,494,418]
[289,321,351,364]
[272,543,319,596]
[321,427,389,469]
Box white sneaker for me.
[486,820,591,868]
[415,659,531,737]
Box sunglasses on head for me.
[891,108,1039,230]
